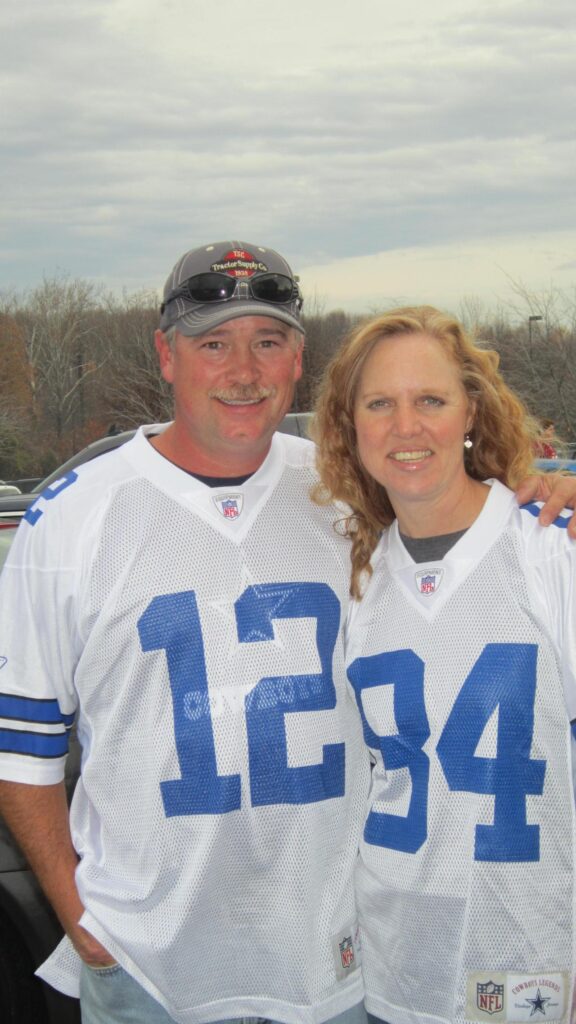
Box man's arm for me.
[0,780,115,966]
[516,473,576,538]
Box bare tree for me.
[1,275,575,476]
[298,307,358,410]
[99,291,173,427]
[492,282,576,447]
[11,277,108,456]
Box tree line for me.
[0,277,575,481]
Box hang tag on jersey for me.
[212,493,244,520]
[466,971,567,1022]
[331,921,361,981]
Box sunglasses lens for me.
[187,274,237,303]
[168,272,297,309]
[250,274,295,303]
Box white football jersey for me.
[0,425,370,1024]
[346,480,576,1024]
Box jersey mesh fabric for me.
[0,428,370,1024]
[346,482,576,1024]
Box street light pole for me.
[528,314,543,344]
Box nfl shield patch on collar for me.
[415,568,444,595]
[213,494,244,519]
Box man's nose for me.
[229,346,260,382]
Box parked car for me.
[0,411,312,1024]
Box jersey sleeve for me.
[523,507,576,723]
[0,493,82,785]
[536,536,576,807]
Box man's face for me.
[155,315,303,474]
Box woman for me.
[312,307,576,1024]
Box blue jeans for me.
[80,962,368,1024]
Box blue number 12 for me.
[138,583,345,816]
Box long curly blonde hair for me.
[311,306,539,598]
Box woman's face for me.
[353,331,474,523]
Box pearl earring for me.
[464,434,473,449]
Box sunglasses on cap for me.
[161,272,302,315]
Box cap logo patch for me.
[210,248,268,278]
[415,568,444,595]
[213,494,244,520]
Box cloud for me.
[299,231,576,316]
[1,0,574,308]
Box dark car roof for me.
[33,430,139,491]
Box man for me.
[0,241,572,1024]
[0,242,370,1024]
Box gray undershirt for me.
[399,528,468,563]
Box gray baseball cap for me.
[159,241,304,336]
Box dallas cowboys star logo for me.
[526,988,551,1016]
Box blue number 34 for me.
[347,644,546,862]
[138,583,345,817]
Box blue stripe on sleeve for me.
[571,721,576,741]
[520,503,570,529]
[0,728,69,759]
[0,693,75,727]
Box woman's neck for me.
[394,478,490,539]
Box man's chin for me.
[219,414,275,444]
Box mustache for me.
[208,386,274,402]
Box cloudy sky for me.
[2,0,575,315]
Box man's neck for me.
[149,424,270,478]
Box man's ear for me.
[155,329,175,384]
[294,339,304,383]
